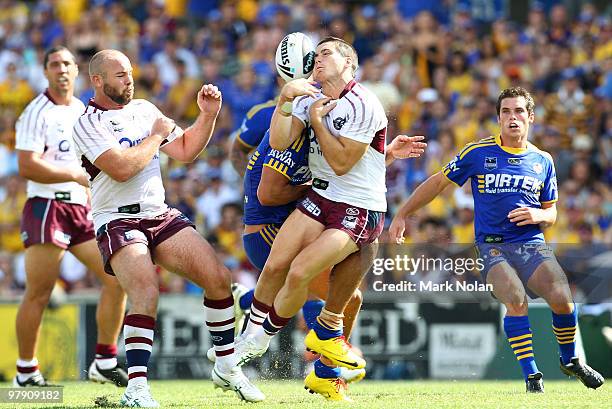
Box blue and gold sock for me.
[314,359,341,379]
[552,303,577,365]
[302,300,324,330]
[504,315,539,380]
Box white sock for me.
[96,357,118,370]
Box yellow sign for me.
[0,304,78,382]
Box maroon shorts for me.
[21,197,95,249]
[95,208,195,275]
[297,190,384,247]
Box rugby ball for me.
[275,32,315,82]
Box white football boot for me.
[212,365,265,402]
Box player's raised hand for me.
[151,116,175,138]
[280,78,320,101]
[388,135,427,159]
[507,207,544,226]
[309,97,337,122]
[197,84,222,116]
[389,215,407,244]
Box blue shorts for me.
[478,243,557,298]
[242,224,281,271]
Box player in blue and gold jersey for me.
[389,87,603,393]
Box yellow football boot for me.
[304,370,352,402]
[304,330,366,369]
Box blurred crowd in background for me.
[0,0,610,297]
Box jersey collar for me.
[44,89,59,105]
[495,134,531,154]
[87,98,108,111]
[339,79,357,98]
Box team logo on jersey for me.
[346,207,360,216]
[532,163,543,174]
[342,215,358,230]
[484,157,497,170]
[110,119,124,132]
[508,158,521,165]
[333,114,348,130]
[489,248,501,257]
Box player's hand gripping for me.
[279,78,320,101]
[197,84,222,117]
[389,214,407,244]
[309,97,337,123]
[387,135,427,159]
[507,207,546,226]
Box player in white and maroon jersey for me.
[71,49,263,407]
[14,46,127,388]
[235,37,389,395]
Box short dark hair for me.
[496,87,535,116]
[43,46,73,69]
[317,36,359,75]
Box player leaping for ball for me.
[389,87,604,393]
[230,36,391,393]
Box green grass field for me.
[0,379,609,409]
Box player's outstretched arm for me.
[18,150,89,187]
[389,171,452,243]
[94,117,173,182]
[162,84,222,162]
[270,78,316,151]
[508,202,557,228]
[385,135,427,166]
[257,166,310,206]
[309,97,368,176]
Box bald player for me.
[72,50,264,407]
[14,46,127,388]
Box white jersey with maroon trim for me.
[72,99,183,230]
[15,91,88,206]
[292,80,388,211]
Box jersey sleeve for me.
[235,113,267,149]
[262,134,307,181]
[15,103,46,153]
[72,114,119,163]
[441,146,477,187]
[540,156,558,204]
[292,95,312,125]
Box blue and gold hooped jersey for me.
[442,135,558,244]
[243,129,311,225]
[234,99,276,149]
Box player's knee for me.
[545,286,573,313]
[260,260,287,283]
[23,285,54,307]
[285,267,309,291]
[505,300,528,315]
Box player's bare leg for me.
[14,244,63,386]
[486,262,542,392]
[109,243,160,407]
[153,227,264,402]
[527,260,604,389]
[71,240,128,386]
[244,210,324,335]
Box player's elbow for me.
[331,162,351,176]
[257,185,276,206]
[108,169,132,183]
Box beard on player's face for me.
[103,83,133,105]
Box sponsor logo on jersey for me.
[333,114,348,130]
[342,215,358,230]
[484,157,497,170]
[481,173,544,194]
[508,158,521,165]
